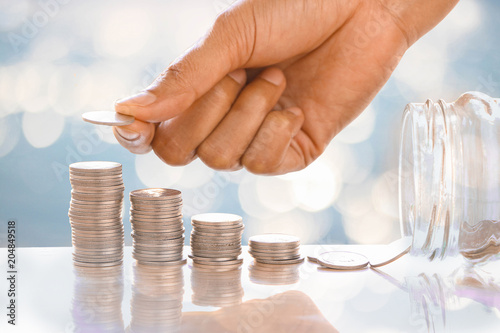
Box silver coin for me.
[70,161,122,173]
[130,188,182,200]
[191,213,242,225]
[249,233,300,246]
[254,257,305,265]
[82,111,135,126]
[317,251,369,270]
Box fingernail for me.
[115,127,140,141]
[115,91,157,106]
[260,68,284,86]
[227,69,246,85]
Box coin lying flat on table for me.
[317,251,369,270]
[82,111,135,126]
[310,237,412,270]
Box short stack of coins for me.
[69,161,124,267]
[190,213,244,269]
[130,188,186,265]
[248,233,304,264]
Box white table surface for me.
[1,245,500,333]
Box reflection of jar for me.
[399,91,500,262]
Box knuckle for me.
[152,134,192,166]
[242,154,278,175]
[197,140,239,170]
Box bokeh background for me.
[0,0,498,247]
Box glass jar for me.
[399,91,500,262]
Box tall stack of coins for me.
[130,188,186,265]
[130,262,184,332]
[191,265,244,307]
[69,161,124,267]
[249,234,304,264]
[189,213,244,268]
[72,264,124,332]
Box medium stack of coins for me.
[248,233,304,264]
[130,188,186,265]
[72,264,124,332]
[69,161,124,267]
[129,262,184,333]
[191,265,244,307]
[249,261,301,285]
[190,213,244,268]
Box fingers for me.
[151,69,247,166]
[197,67,286,170]
[112,120,155,154]
[241,107,305,175]
[114,5,255,123]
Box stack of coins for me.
[191,265,244,307]
[249,261,301,285]
[72,264,124,332]
[68,161,124,267]
[130,188,186,265]
[190,213,244,268]
[248,234,304,264]
[130,262,184,333]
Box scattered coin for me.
[317,251,369,270]
[130,188,186,265]
[68,161,124,266]
[82,111,135,126]
[248,233,303,265]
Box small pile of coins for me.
[130,262,184,332]
[191,266,244,307]
[190,213,244,268]
[248,233,304,264]
[68,161,124,267]
[130,188,186,265]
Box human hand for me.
[114,0,458,175]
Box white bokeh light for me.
[95,7,152,58]
[48,64,93,116]
[336,106,376,144]
[238,173,277,219]
[343,210,396,244]
[22,111,65,148]
[281,161,341,212]
[15,62,51,113]
[0,116,21,157]
[0,65,19,117]
[244,210,331,245]
[371,170,399,219]
[135,151,184,188]
[175,158,214,189]
[256,176,296,213]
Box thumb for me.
[115,5,254,123]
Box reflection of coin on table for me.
[82,111,135,126]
